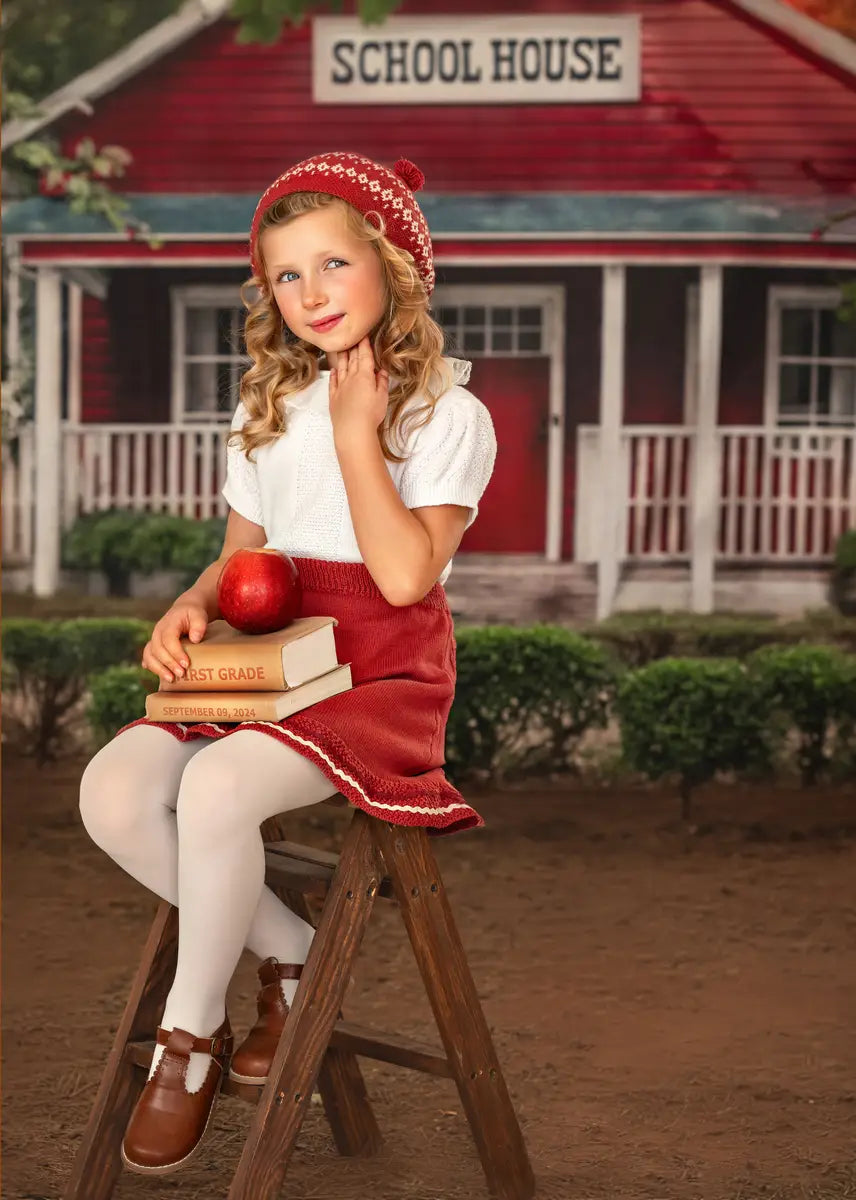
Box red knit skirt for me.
[118,557,482,835]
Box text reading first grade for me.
[182,666,268,683]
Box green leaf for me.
[234,13,286,43]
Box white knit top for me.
[221,357,496,587]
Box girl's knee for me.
[174,753,251,843]
[79,743,163,850]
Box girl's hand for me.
[329,336,390,438]
[142,601,209,684]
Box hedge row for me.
[4,619,855,811]
[581,607,856,665]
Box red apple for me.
[216,548,302,634]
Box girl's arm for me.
[335,423,469,606]
[143,508,267,682]
[331,339,470,606]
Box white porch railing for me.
[5,422,856,569]
[2,424,36,563]
[576,425,856,563]
[2,422,230,563]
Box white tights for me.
[79,724,339,1090]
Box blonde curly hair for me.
[229,192,452,465]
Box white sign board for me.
[313,15,641,105]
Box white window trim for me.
[433,283,565,562]
[171,284,246,424]
[764,284,854,429]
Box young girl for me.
[78,151,497,1176]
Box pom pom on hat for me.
[394,158,425,192]
[250,151,435,293]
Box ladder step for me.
[125,1019,450,1096]
[264,842,395,899]
[329,1020,451,1078]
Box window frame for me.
[170,285,249,424]
[764,285,856,429]
[434,290,549,358]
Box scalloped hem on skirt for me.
[116,713,481,836]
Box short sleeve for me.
[221,402,265,527]
[397,388,497,529]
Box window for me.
[172,286,249,422]
[768,287,856,428]
[436,302,544,356]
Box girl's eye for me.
[326,258,347,270]
[277,270,298,284]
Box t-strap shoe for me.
[121,1015,233,1175]
[229,957,303,1085]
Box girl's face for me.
[261,203,387,367]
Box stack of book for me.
[145,616,352,723]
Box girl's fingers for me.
[357,336,375,372]
[150,636,183,682]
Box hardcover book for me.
[159,616,339,693]
[146,664,353,723]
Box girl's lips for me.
[310,313,344,332]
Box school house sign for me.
[313,15,641,104]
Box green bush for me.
[585,609,794,666]
[615,657,771,819]
[833,529,856,573]
[2,617,151,761]
[62,509,226,595]
[87,665,159,749]
[788,608,856,654]
[748,644,856,785]
[167,515,227,588]
[830,532,856,617]
[61,509,154,596]
[446,625,618,783]
[126,512,226,588]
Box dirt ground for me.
[2,752,854,1200]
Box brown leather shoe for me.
[121,1015,232,1175]
[229,958,302,1085]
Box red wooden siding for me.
[56,0,856,198]
[625,267,694,424]
[80,296,119,422]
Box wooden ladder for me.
[63,802,536,1199]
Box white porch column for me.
[4,241,23,397]
[690,263,724,613]
[33,267,63,597]
[596,264,626,620]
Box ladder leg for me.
[371,822,536,1200]
[229,811,382,1199]
[281,886,383,1156]
[63,901,178,1200]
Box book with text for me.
[146,664,352,723]
[159,616,339,693]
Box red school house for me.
[3,0,856,619]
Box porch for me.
[4,246,854,616]
[3,419,851,618]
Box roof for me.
[2,0,854,151]
[1,0,230,148]
[5,191,855,241]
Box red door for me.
[460,357,550,553]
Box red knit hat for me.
[250,151,435,295]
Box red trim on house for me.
[19,238,856,265]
